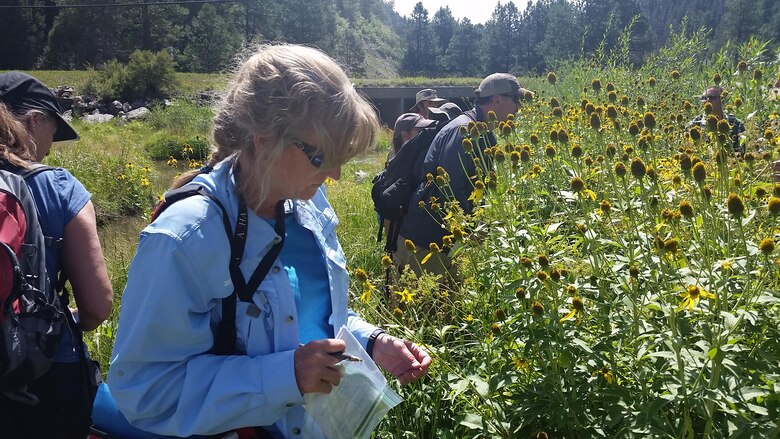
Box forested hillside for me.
[1,0,779,78]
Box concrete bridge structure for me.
[355,86,476,127]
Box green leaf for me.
[459,413,483,430]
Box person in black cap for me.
[0,72,113,438]
[0,71,79,159]
[396,73,530,276]
[389,112,437,162]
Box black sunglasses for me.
[294,141,324,168]
[701,94,721,102]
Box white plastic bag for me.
[303,326,403,439]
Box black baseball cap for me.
[0,71,79,142]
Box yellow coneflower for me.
[713,72,722,85]
[679,200,694,218]
[395,288,416,304]
[631,157,646,179]
[531,301,544,316]
[717,119,731,134]
[468,180,485,202]
[515,287,527,300]
[381,255,392,269]
[560,296,585,323]
[558,129,569,143]
[735,97,743,108]
[606,104,618,119]
[549,129,558,143]
[636,96,645,109]
[599,200,612,215]
[648,76,656,87]
[547,72,557,85]
[629,265,640,278]
[591,78,602,92]
[671,70,681,80]
[404,239,416,253]
[512,357,529,371]
[462,138,474,153]
[759,238,775,255]
[538,254,550,267]
[692,162,707,183]
[545,144,557,158]
[643,111,656,130]
[706,114,718,132]
[737,60,748,73]
[570,176,585,192]
[594,366,615,384]
[354,268,368,282]
[614,161,627,178]
[664,237,680,253]
[536,270,548,282]
[571,144,583,158]
[393,307,403,318]
[679,153,692,172]
[550,268,561,281]
[590,113,602,131]
[753,68,763,82]
[490,322,500,335]
[678,285,715,311]
[767,197,780,215]
[166,156,178,166]
[755,187,767,198]
[495,308,507,321]
[727,193,745,217]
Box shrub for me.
[84,50,180,102]
[144,133,209,161]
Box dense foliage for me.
[3,0,780,78]
[353,32,780,437]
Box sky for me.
[391,0,531,25]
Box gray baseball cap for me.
[475,73,529,99]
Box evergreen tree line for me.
[1,0,779,78]
[402,0,780,76]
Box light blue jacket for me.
[108,158,379,438]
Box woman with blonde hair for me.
[0,71,113,438]
[107,44,430,438]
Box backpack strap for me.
[154,182,287,356]
[215,200,285,355]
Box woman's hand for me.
[294,339,346,394]
[372,334,431,385]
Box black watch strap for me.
[367,329,386,358]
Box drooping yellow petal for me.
[420,252,433,265]
[560,309,577,322]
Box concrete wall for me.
[355,86,475,127]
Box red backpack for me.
[0,168,65,397]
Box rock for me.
[84,113,115,124]
[126,107,150,121]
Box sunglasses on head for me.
[294,141,325,168]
